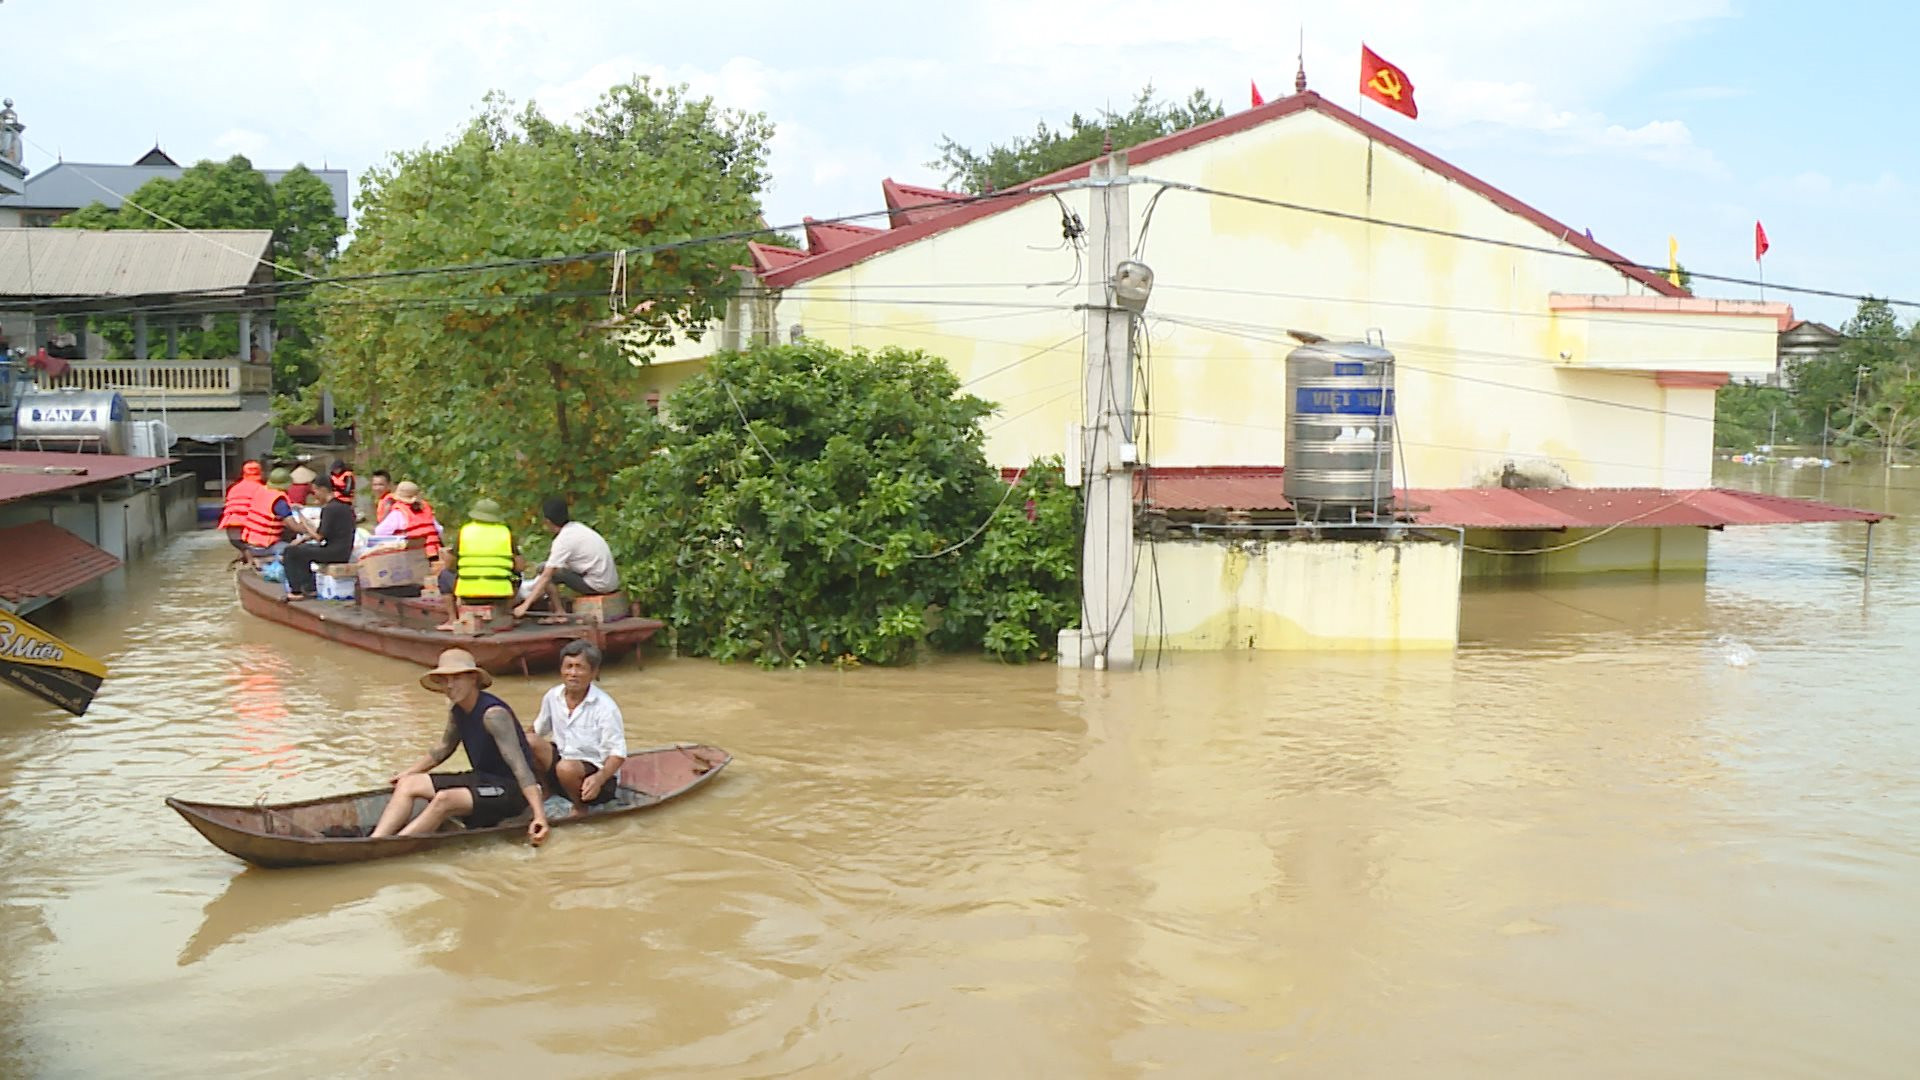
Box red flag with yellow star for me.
[1360,45,1418,119]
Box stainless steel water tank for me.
[14,389,130,455]
[1283,342,1395,515]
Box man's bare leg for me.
[371,774,435,837]
[398,787,475,836]
[529,736,557,797]
[555,759,592,813]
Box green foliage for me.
[1713,381,1793,449]
[321,79,773,533]
[931,84,1224,193]
[933,460,1081,662]
[600,343,1079,666]
[1787,298,1918,442]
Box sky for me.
[0,0,1909,327]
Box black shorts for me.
[551,567,595,594]
[430,771,528,828]
[549,759,618,805]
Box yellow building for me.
[633,90,1877,651]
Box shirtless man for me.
[371,648,550,844]
[529,640,628,814]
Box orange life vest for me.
[219,477,264,530]
[376,494,397,523]
[242,485,292,548]
[396,500,441,556]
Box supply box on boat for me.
[357,540,432,590]
[316,563,357,601]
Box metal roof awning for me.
[0,521,121,613]
[0,450,175,504]
[1132,468,1889,529]
[1398,487,1889,529]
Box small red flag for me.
[1754,221,1770,260]
[1251,80,1265,108]
[1359,45,1418,119]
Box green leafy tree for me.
[931,84,1224,193]
[1789,298,1912,441]
[601,342,1078,666]
[322,79,773,528]
[1713,381,1794,449]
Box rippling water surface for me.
[3,461,1919,1078]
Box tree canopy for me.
[930,84,1224,193]
[320,79,773,526]
[602,342,1079,666]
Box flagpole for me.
[1758,258,1765,302]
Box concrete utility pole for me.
[1060,153,1136,670]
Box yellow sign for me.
[1368,69,1406,101]
[0,613,108,716]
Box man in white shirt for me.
[529,639,629,813]
[514,497,622,621]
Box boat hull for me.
[234,567,663,675]
[168,744,730,868]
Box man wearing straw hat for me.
[369,648,550,844]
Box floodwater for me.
[2,461,1918,1078]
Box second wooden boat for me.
[234,567,663,675]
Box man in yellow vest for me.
[435,498,520,632]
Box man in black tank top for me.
[370,648,551,843]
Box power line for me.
[1157,178,1920,313]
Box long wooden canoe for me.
[168,744,730,869]
[234,567,663,675]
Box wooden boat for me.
[234,566,664,675]
[167,743,731,869]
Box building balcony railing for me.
[38,359,271,410]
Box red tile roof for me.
[802,216,887,255]
[882,178,969,228]
[0,521,121,606]
[747,241,807,275]
[766,91,1687,299]
[0,451,175,505]
[1133,467,1888,527]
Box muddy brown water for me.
[3,461,1919,1078]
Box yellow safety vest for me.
[454,521,514,598]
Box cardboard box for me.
[318,562,357,579]
[358,547,432,590]
[570,592,631,623]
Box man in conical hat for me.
[369,648,550,844]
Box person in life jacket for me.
[435,498,520,632]
[218,460,267,561]
[241,467,308,559]
[372,480,443,557]
[329,458,357,503]
[368,469,395,523]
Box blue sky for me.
[0,0,1906,327]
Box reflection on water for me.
[4,462,1920,1077]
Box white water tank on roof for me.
[14,388,130,455]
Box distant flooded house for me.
[635,89,1880,652]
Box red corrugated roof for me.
[882,178,969,228]
[1132,467,1888,527]
[766,92,1686,299]
[0,450,174,504]
[802,217,886,255]
[1139,466,1291,511]
[0,521,121,605]
[747,241,807,275]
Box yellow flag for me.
[0,612,108,716]
[1667,235,1681,287]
